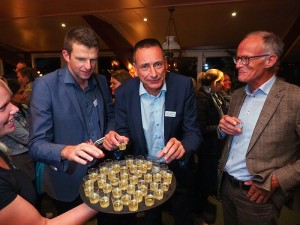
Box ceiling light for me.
[231,12,237,17]
[162,7,181,53]
[143,17,148,22]
[162,7,181,72]
[61,23,66,27]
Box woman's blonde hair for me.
[0,78,12,96]
[196,69,224,91]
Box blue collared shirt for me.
[65,71,101,142]
[140,82,166,162]
[225,75,276,181]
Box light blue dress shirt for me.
[225,75,276,181]
[140,82,167,162]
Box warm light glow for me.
[143,17,148,22]
[61,23,66,27]
[231,12,237,17]
[128,63,135,76]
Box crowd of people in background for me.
[0,27,299,225]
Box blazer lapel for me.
[164,75,175,142]
[224,89,246,154]
[247,79,285,152]
[131,81,147,153]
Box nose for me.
[235,59,243,69]
[149,65,157,77]
[9,103,19,114]
[84,60,92,69]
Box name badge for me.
[93,99,98,107]
[165,111,176,117]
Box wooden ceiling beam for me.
[82,15,133,68]
[282,14,300,61]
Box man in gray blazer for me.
[29,26,114,213]
[218,31,300,225]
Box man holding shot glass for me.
[218,31,300,225]
[104,38,202,225]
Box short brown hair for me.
[64,26,100,54]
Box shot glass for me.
[103,183,112,194]
[118,142,126,151]
[160,181,170,192]
[89,187,100,204]
[121,192,131,206]
[99,191,110,208]
[88,168,98,182]
[150,181,159,191]
[145,191,155,207]
[125,155,134,167]
[112,187,122,198]
[134,190,143,203]
[154,188,164,200]
[128,198,139,212]
[163,170,173,184]
[127,184,136,195]
[112,197,123,212]
[83,183,94,198]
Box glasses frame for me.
[233,54,271,65]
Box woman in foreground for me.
[0,79,98,225]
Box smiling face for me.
[236,34,277,91]
[110,77,121,95]
[134,46,167,96]
[0,85,19,137]
[222,74,232,92]
[62,42,99,88]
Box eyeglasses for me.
[233,54,271,65]
[137,61,165,72]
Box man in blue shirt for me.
[218,31,300,225]
[29,26,114,214]
[104,38,202,225]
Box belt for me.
[223,172,250,191]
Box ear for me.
[265,54,278,69]
[62,50,70,63]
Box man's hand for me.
[61,143,104,165]
[219,115,243,135]
[103,131,129,151]
[156,138,185,163]
[245,173,280,204]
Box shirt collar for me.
[139,81,167,97]
[245,75,276,95]
[64,67,95,90]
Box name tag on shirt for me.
[93,99,98,107]
[165,111,176,117]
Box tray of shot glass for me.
[80,157,176,214]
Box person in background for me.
[0,78,35,181]
[218,31,300,225]
[110,69,132,96]
[0,79,98,225]
[220,73,232,103]
[29,26,114,215]
[194,69,228,224]
[15,59,27,73]
[16,67,38,106]
[103,38,202,225]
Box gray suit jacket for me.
[219,78,300,206]
[29,66,114,201]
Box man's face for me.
[236,35,272,90]
[62,42,99,86]
[134,46,167,96]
